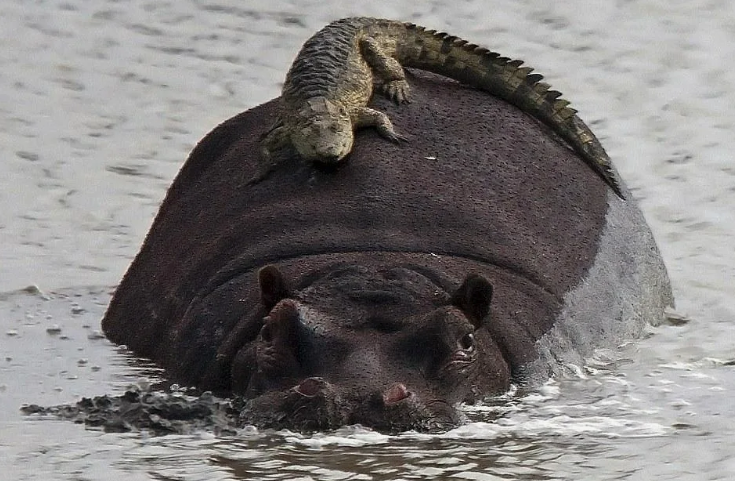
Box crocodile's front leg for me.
[359,37,411,104]
[251,121,292,183]
[352,107,408,143]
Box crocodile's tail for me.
[398,23,624,199]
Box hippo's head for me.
[234,264,510,432]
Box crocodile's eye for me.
[459,332,476,353]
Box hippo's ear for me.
[451,274,493,328]
[258,265,290,309]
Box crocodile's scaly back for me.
[282,18,373,105]
[397,23,622,198]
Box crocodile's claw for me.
[383,129,408,143]
[381,80,411,104]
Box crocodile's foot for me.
[380,79,411,104]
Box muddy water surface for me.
[2,1,735,480]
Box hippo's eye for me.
[459,332,476,353]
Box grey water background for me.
[1,0,734,479]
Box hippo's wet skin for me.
[102,71,673,432]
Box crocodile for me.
[258,17,624,199]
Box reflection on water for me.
[2,0,735,479]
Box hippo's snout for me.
[240,375,458,433]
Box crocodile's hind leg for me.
[359,37,411,104]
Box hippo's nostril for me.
[383,382,410,405]
[294,377,327,397]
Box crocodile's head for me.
[292,97,354,164]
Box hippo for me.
[101,70,673,432]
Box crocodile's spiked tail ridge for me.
[399,23,623,199]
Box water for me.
[2,0,734,479]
